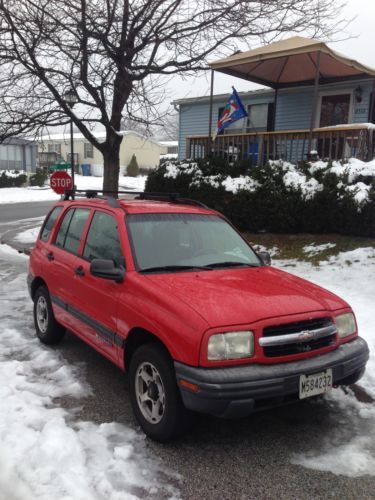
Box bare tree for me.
[155,113,179,141]
[0,0,347,191]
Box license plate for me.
[299,369,333,399]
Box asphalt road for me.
[0,200,54,223]
[2,203,375,500]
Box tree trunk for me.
[102,135,122,194]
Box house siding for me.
[0,139,37,172]
[178,79,374,160]
[39,133,164,175]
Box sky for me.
[167,0,375,103]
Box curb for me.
[0,238,32,256]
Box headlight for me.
[207,331,254,360]
[335,312,356,339]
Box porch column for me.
[207,69,215,157]
[273,88,279,131]
[368,78,375,160]
[308,51,321,154]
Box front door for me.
[318,93,351,158]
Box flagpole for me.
[208,69,214,157]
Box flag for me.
[214,87,248,139]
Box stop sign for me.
[50,170,73,194]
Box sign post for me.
[50,170,73,195]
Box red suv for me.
[28,191,369,441]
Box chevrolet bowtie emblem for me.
[297,330,314,342]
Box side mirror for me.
[90,259,125,283]
[258,251,271,266]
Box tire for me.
[129,343,192,442]
[33,286,66,345]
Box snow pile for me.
[252,243,280,257]
[311,157,375,182]
[0,169,27,178]
[0,186,60,204]
[283,171,323,200]
[164,161,202,179]
[14,226,41,244]
[302,242,336,256]
[291,389,375,477]
[345,182,371,207]
[0,245,180,499]
[191,175,221,189]
[222,176,259,194]
[273,246,375,478]
[120,175,147,191]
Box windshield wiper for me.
[203,261,260,269]
[141,265,212,273]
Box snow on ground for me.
[14,226,41,244]
[302,242,336,256]
[0,174,146,204]
[291,389,375,477]
[252,243,280,257]
[0,186,60,204]
[0,245,180,500]
[274,247,375,477]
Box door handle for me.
[75,266,85,277]
[46,251,54,261]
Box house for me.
[38,130,164,175]
[174,37,375,164]
[159,140,179,159]
[0,137,38,172]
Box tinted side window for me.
[55,209,75,248]
[40,206,62,242]
[55,208,90,255]
[83,211,123,266]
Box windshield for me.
[127,213,261,272]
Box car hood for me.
[145,266,348,328]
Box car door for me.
[48,206,91,332]
[70,208,125,361]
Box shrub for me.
[0,170,27,188]
[127,154,140,177]
[29,168,49,187]
[145,157,375,237]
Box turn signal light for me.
[179,379,199,393]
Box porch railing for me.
[186,125,375,164]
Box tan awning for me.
[209,36,375,88]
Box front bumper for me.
[175,337,369,418]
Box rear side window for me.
[40,206,63,242]
[55,208,90,255]
[83,211,123,266]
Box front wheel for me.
[33,286,65,345]
[129,343,192,441]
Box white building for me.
[38,130,164,174]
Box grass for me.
[243,232,375,264]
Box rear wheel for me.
[129,343,192,441]
[33,286,65,345]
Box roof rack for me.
[63,189,208,209]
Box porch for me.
[186,124,375,164]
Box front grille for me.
[262,317,336,357]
